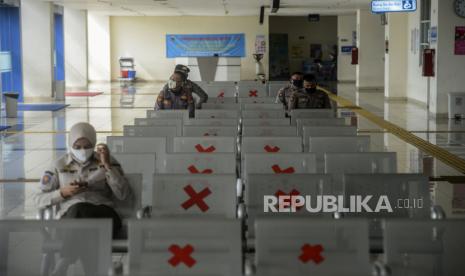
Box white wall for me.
[21,0,54,99]
[110,16,269,81]
[64,8,88,88]
[88,12,110,82]
[385,13,408,98]
[356,10,385,89]
[337,14,356,82]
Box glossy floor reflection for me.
[1,81,465,219]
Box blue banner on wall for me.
[166,34,246,58]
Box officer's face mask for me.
[168,79,179,90]
[71,148,94,163]
[291,79,303,88]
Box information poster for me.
[166,34,245,58]
[455,26,465,55]
[255,35,266,55]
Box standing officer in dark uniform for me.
[288,74,332,111]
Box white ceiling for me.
[45,0,372,16]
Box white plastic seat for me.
[246,174,333,238]
[238,84,267,98]
[134,118,183,135]
[205,84,237,98]
[242,153,317,183]
[290,109,335,125]
[343,174,431,219]
[128,218,242,276]
[383,220,465,276]
[302,126,358,151]
[202,103,240,110]
[112,153,156,205]
[325,152,397,174]
[146,110,189,121]
[241,137,302,154]
[106,136,167,155]
[238,97,276,104]
[157,153,236,174]
[296,118,346,135]
[241,118,291,127]
[173,137,236,153]
[309,136,370,153]
[152,174,237,218]
[182,126,237,137]
[195,110,240,119]
[242,103,283,110]
[123,125,179,137]
[241,110,286,118]
[183,118,238,126]
[0,220,112,276]
[242,126,297,137]
[113,174,143,219]
[212,97,237,104]
[255,218,372,276]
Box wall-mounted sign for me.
[429,26,438,44]
[341,46,354,55]
[455,26,465,55]
[166,34,245,58]
[255,35,266,55]
[371,0,417,13]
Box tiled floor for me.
[1,81,465,219]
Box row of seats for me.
[2,91,462,275]
[194,80,288,99]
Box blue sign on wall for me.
[372,0,417,13]
[341,46,354,54]
[166,34,246,58]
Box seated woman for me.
[33,122,130,235]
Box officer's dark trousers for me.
[62,202,122,236]
[54,203,122,275]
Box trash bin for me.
[54,80,65,101]
[4,92,19,118]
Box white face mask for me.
[168,79,178,90]
[71,148,94,163]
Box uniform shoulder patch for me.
[41,171,54,186]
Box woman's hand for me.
[96,143,111,170]
[60,181,86,198]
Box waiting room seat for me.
[254,218,372,276]
[242,103,283,110]
[296,118,346,135]
[134,118,183,135]
[241,119,291,127]
[0,219,113,276]
[245,174,333,238]
[267,81,290,97]
[113,153,155,205]
[157,153,236,174]
[240,137,302,155]
[382,219,465,276]
[183,126,238,137]
[146,110,189,121]
[151,174,237,218]
[242,153,317,183]
[290,109,335,125]
[128,218,242,276]
[325,152,397,175]
[241,110,286,119]
[242,126,298,137]
[202,103,240,110]
[106,136,168,157]
[183,118,238,126]
[238,84,267,98]
[205,84,237,98]
[173,137,236,153]
[238,97,276,104]
[123,125,180,137]
[302,126,358,151]
[195,110,240,119]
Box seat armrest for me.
[372,260,390,276]
[237,203,246,220]
[244,257,255,276]
[136,206,152,219]
[236,178,243,198]
[36,206,54,220]
[431,205,446,220]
